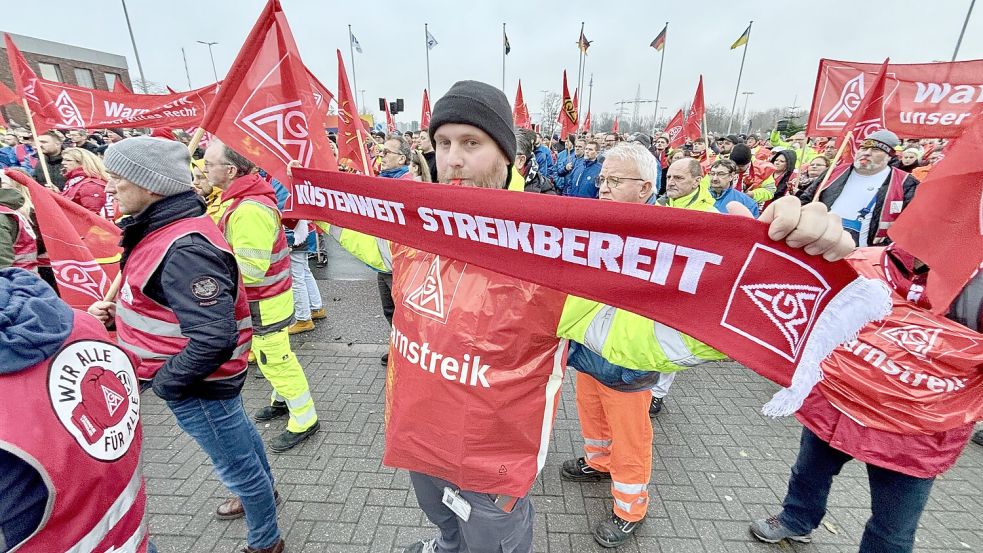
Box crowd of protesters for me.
[0,79,980,553]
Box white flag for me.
[350,31,363,54]
[426,29,438,50]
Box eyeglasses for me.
[203,161,233,170]
[708,171,733,178]
[595,175,646,189]
[383,148,403,156]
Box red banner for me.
[284,169,890,416]
[200,0,337,185]
[663,109,686,148]
[808,58,983,138]
[6,169,121,310]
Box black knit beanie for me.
[429,80,516,164]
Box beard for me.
[439,163,509,189]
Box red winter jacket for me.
[61,168,107,214]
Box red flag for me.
[663,109,686,148]
[684,76,705,141]
[306,68,335,115]
[0,81,18,106]
[513,80,531,129]
[200,0,337,185]
[887,106,983,314]
[5,169,121,310]
[335,49,373,175]
[611,116,619,134]
[114,80,133,94]
[834,59,890,169]
[559,71,578,139]
[383,98,397,134]
[583,109,592,133]
[421,89,432,129]
[5,34,50,131]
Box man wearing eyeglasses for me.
[799,129,919,247]
[379,136,415,180]
[707,159,759,218]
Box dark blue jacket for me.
[565,158,602,198]
[534,145,554,183]
[118,191,244,401]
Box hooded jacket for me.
[770,149,799,199]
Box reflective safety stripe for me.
[376,238,393,271]
[879,222,893,229]
[289,406,317,428]
[15,252,37,262]
[117,303,182,337]
[115,520,148,553]
[245,267,291,288]
[329,226,343,241]
[65,460,143,553]
[285,390,313,410]
[117,337,170,361]
[583,305,616,352]
[235,246,289,264]
[612,481,647,495]
[614,498,634,514]
[230,340,252,361]
[239,262,269,281]
[586,451,606,460]
[653,322,701,366]
[584,438,612,448]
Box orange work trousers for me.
[575,371,653,522]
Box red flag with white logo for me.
[684,76,705,142]
[663,109,686,148]
[558,71,578,139]
[306,68,335,116]
[832,58,889,169]
[5,169,121,310]
[887,106,983,314]
[384,98,397,134]
[513,80,531,129]
[5,34,51,131]
[200,0,337,184]
[335,49,373,175]
[421,89,431,129]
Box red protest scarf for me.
[833,58,890,169]
[306,68,335,116]
[421,89,432,129]
[559,71,578,139]
[335,49,373,175]
[200,0,337,185]
[513,80,531,129]
[809,58,983,139]
[384,98,397,134]
[6,169,121,310]
[286,169,890,416]
[664,109,686,148]
[888,106,983,314]
[684,76,705,142]
[0,81,18,106]
[612,116,619,134]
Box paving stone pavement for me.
[142,279,983,553]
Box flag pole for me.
[653,22,667,127]
[348,25,359,106]
[502,23,506,91]
[952,0,976,61]
[575,22,584,134]
[425,23,432,94]
[22,99,54,190]
[810,130,852,202]
[727,20,752,134]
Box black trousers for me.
[377,272,394,326]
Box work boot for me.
[649,396,664,416]
[972,429,983,446]
[560,457,611,482]
[269,421,320,453]
[381,352,389,366]
[254,401,289,422]
[593,514,643,548]
[310,308,327,320]
[288,319,315,335]
[749,515,813,544]
[402,539,437,553]
[241,538,285,553]
[215,489,283,520]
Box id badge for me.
[442,487,472,522]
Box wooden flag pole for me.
[22,99,55,190]
[186,127,206,154]
[810,130,852,202]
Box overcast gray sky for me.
[4,0,981,126]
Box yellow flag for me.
[730,24,750,49]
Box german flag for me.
[650,24,667,51]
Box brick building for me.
[0,31,132,127]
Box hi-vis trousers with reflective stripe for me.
[576,371,653,522]
[253,328,318,432]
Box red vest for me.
[218,194,292,302]
[0,203,38,271]
[0,311,148,552]
[116,215,252,381]
[823,164,907,242]
[383,247,569,497]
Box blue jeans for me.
[167,396,280,549]
[778,427,935,553]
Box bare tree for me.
[538,92,561,137]
[130,78,168,94]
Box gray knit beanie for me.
[429,80,516,163]
[103,136,194,196]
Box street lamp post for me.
[197,41,219,82]
[740,91,755,134]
